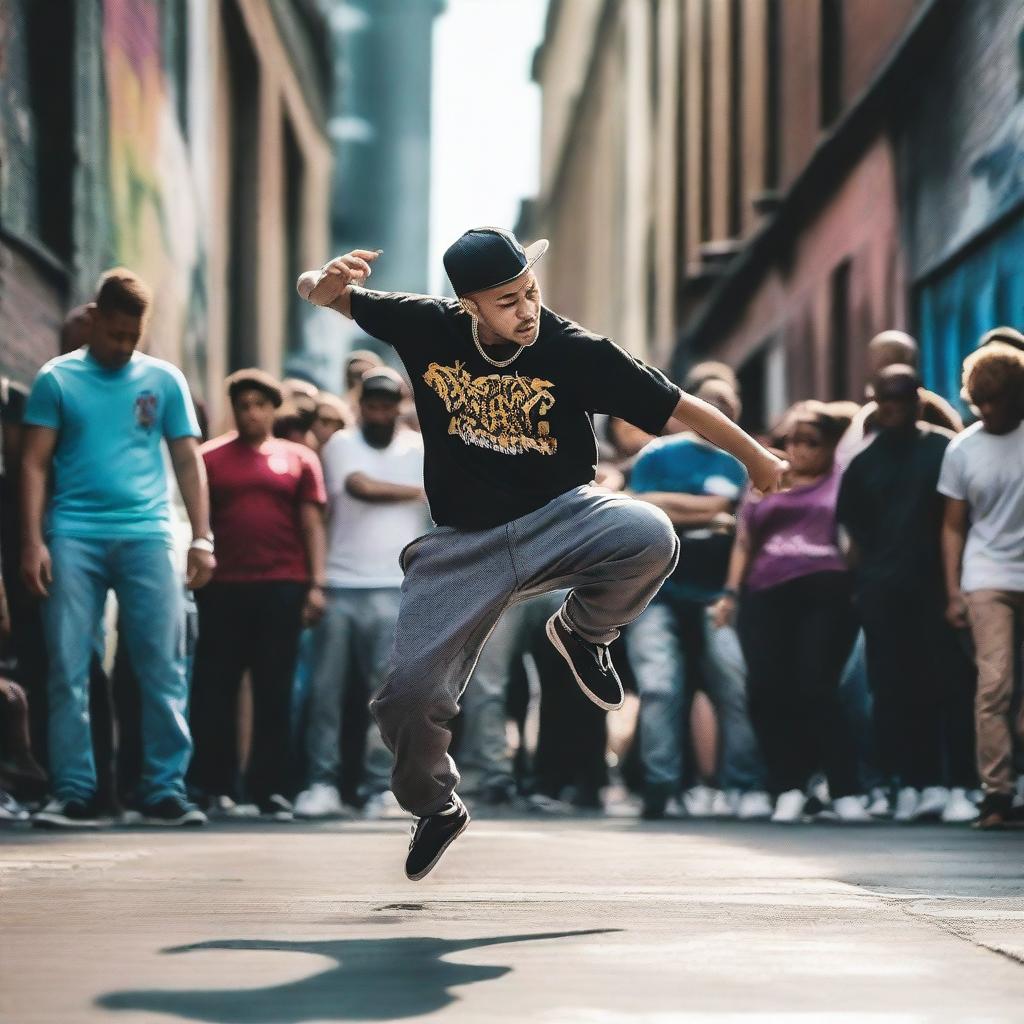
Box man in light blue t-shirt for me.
[21,268,216,828]
[626,378,769,822]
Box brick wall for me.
[0,242,63,386]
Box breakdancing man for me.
[298,229,785,879]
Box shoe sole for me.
[544,613,624,712]
[137,814,207,827]
[33,816,109,829]
[406,813,471,882]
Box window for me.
[728,0,743,237]
[829,259,851,400]
[738,347,767,433]
[223,0,261,371]
[764,0,780,189]
[283,116,305,354]
[820,0,843,128]
[648,0,660,114]
[25,0,74,262]
[699,0,712,242]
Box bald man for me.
[837,365,978,823]
[837,330,963,467]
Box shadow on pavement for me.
[97,929,618,1022]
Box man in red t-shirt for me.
[188,369,327,820]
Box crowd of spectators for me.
[1,268,1023,832]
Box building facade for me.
[0,0,332,423]
[295,0,443,390]
[530,0,1019,430]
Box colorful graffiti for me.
[103,0,205,376]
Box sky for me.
[429,0,549,295]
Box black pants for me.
[859,587,976,789]
[739,571,860,798]
[189,581,306,804]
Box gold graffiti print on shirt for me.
[422,361,557,455]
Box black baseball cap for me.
[360,367,404,401]
[443,227,549,298]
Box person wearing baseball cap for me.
[295,364,428,823]
[297,228,786,879]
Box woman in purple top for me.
[713,403,868,823]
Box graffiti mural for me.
[103,0,206,376]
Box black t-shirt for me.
[349,289,682,530]
[836,423,954,598]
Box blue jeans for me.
[43,535,190,802]
[305,587,399,794]
[458,590,567,795]
[627,596,765,792]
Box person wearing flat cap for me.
[836,365,978,826]
[297,228,786,879]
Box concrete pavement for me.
[1,817,1023,1022]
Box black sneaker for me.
[545,607,624,711]
[258,794,295,822]
[405,794,470,881]
[33,796,109,829]
[641,787,669,821]
[972,793,1023,831]
[139,796,207,827]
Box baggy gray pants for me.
[370,485,679,816]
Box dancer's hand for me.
[749,451,788,496]
[297,249,382,308]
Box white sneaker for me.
[914,786,950,821]
[294,783,345,819]
[206,795,239,820]
[866,787,891,818]
[710,789,737,818]
[683,784,716,818]
[832,795,874,822]
[942,787,979,823]
[737,791,773,820]
[771,789,806,823]
[664,796,688,820]
[894,787,921,822]
[362,790,408,820]
[808,775,831,806]
[227,802,260,819]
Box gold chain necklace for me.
[471,316,525,368]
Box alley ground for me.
[2,816,1022,1023]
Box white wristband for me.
[190,537,215,554]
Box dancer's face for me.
[465,272,541,346]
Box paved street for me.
[1,816,1022,1023]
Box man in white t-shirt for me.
[939,342,1024,830]
[295,369,428,818]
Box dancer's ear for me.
[460,297,479,319]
